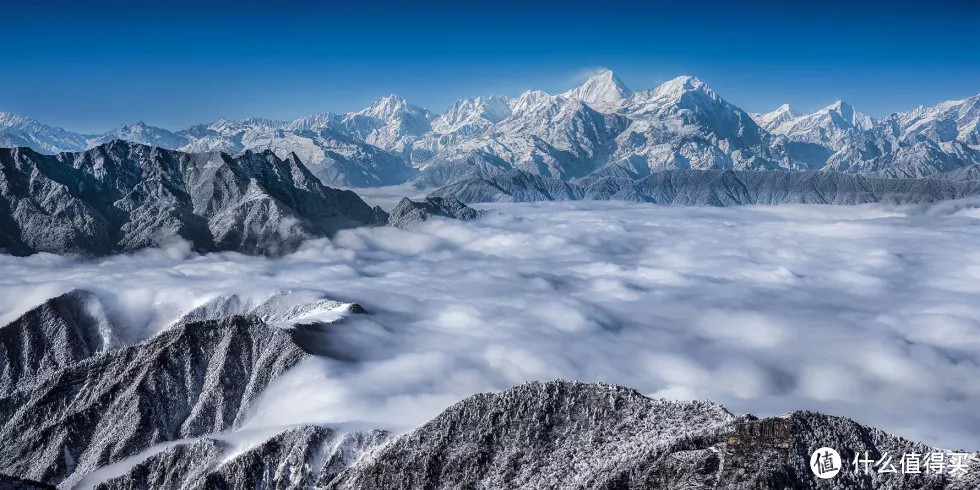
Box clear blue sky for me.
[1,0,977,133]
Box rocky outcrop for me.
[0,141,388,256]
[386,196,483,228]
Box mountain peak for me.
[751,103,803,131]
[665,75,706,90]
[0,112,41,130]
[367,94,407,111]
[359,94,428,122]
[820,100,873,130]
[650,76,714,102]
[824,100,852,112]
[562,68,632,107]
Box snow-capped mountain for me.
[177,117,417,187]
[86,121,187,149]
[751,103,802,132]
[4,70,979,188]
[431,95,512,136]
[0,112,89,153]
[609,75,786,176]
[560,68,633,111]
[756,96,980,175]
[765,100,875,139]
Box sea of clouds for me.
[1,200,979,451]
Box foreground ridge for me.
[57,380,980,489]
[328,380,979,489]
[0,290,976,489]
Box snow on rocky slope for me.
[51,379,980,489]
[0,141,388,256]
[1,288,977,489]
[4,71,977,188]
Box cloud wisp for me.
[1,200,978,449]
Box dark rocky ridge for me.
[0,314,307,486]
[88,381,978,489]
[0,141,388,256]
[387,195,483,228]
[0,474,53,490]
[330,381,979,489]
[431,168,980,205]
[0,290,117,395]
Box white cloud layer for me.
[1,200,979,450]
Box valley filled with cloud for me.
[2,199,978,451]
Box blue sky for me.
[1,0,977,133]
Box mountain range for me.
[2,69,978,188]
[430,167,980,205]
[0,142,389,256]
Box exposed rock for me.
[0,290,117,395]
[179,290,365,328]
[330,381,979,489]
[0,141,387,256]
[386,196,483,228]
[0,474,54,490]
[431,168,980,206]
[93,426,389,490]
[1,369,977,489]
[0,315,307,486]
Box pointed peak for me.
[375,94,406,104]
[563,68,632,107]
[585,67,623,84]
[750,103,803,130]
[360,94,423,120]
[367,94,409,111]
[663,75,707,91]
[817,100,874,130]
[768,104,801,118]
[649,76,715,101]
[824,100,852,112]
